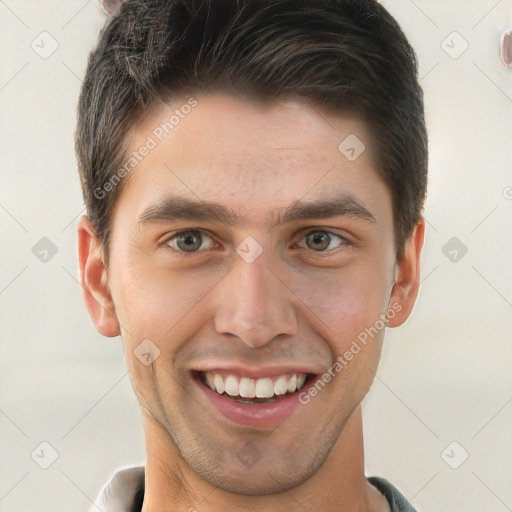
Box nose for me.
[213,247,298,348]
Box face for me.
[79,91,423,495]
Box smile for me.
[193,370,317,427]
[199,371,309,403]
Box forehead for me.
[116,92,390,229]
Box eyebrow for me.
[138,194,377,228]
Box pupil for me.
[178,231,201,252]
[309,232,329,251]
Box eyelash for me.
[161,229,351,256]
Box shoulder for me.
[89,465,145,512]
[367,476,420,512]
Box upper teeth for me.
[203,372,307,398]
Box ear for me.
[77,215,121,337]
[387,216,425,328]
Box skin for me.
[78,91,424,512]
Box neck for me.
[141,406,389,512]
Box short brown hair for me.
[75,0,428,263]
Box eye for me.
[297,230,349,252]
[162,229,349,255]
[164,230,216,253]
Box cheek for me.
[110,261,216,410]
[289,262,391,351]
[110,257,225,345]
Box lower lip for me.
[193,372,308,428]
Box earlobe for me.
[77,215,121,338]
[387,216,425,328]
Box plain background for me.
[1,1,511,511]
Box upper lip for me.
[191,363,320,379]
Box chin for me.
[200,470,309,496]
[190,449,325,497]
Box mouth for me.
[194,370,316,404]
[191,364,321,427]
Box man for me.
[75,0,427,510]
